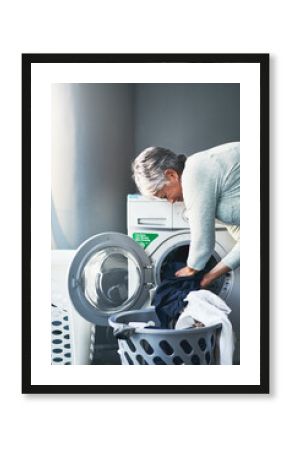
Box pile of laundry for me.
[150,262,235,365]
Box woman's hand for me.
[200,272,216,288]
[200,261,231,288]
[175,266,198,277]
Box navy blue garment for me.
[152,263,206,329]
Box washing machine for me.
[66,194,240,364]
[127,194,240,363]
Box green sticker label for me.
[132,232,159,249]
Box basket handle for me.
[113,324,136,340]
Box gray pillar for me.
[52,84,134,249]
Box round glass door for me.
[68,232,153,325]
[82,246,141,312]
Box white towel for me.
[175,290,234,365]
[128,321,155,330]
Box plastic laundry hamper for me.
[109,307,222,365]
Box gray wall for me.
[52,83,239,249]
[134,83,240,155]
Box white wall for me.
[2,2,288,450]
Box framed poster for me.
[22,53,269,394]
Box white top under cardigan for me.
[181,142,240,271]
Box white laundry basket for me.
[51,250,91,365]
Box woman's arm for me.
[176,228,239,282]
[182,155,219,270]
[200,260,231,288]
[175,153,240,281]
[198,229,240,286]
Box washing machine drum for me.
[68,232,154,325]
[160,249,226,297]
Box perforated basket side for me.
[117,326,220,365]
[51,304,73,365]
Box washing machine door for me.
[68,232,154,325]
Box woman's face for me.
[154,169,183,203]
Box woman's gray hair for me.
[131,146,186,197]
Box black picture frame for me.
[22,53,269,394]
